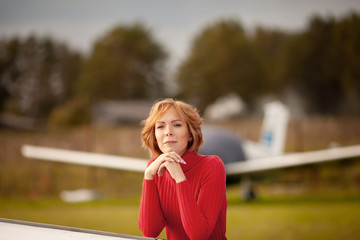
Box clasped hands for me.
[144,152,187,183]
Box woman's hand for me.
[144,152,186,183]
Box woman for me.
[138,98,227,240]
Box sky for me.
[1,0,359,73]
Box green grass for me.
[227,200,360,240]
[0,198,145,237]
[1,193,360,240]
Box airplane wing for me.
[21,145,148,172]
[21,144,360,176]
[225,144,360,175]
[0,218,159,240]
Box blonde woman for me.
[138,98,227,240]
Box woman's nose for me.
[165,126,173,136]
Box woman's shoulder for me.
[198,154,225,170]
[200,153,223,163]
[196,154,226,182]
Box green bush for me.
[48,98,91,127]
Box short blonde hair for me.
[141,98,203,156]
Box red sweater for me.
[138,152,227,240]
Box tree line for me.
[0,12,359,126]
[177,12,360,114]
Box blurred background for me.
[1,1,360,239]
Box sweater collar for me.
[180,151,201,173]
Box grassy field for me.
[1,189,360,240]
[1,117,360,239]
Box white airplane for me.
[21,101,360,198]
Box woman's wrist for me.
[144,170,155,180]
[175,175,186,183]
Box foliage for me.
[77,22,168,101]
[0,35,82,118]
[252,27,292,94]
[287,12,360,115]
[176,20,265,112]
[48,97,91,127]
[176,13,360,115]
[1,13,360,120]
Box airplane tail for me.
[259,101,289,156]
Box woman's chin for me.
[161,147,185,155]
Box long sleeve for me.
[138,179,165,237]
[176,156,226,240]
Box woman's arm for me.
[176,156,226,240]
[138,179,165,237]
[139,152,185,236]
[138,159,166,237]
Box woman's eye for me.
[174,123,182,127]
[156,125,164,129]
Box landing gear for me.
[241,176,257,201]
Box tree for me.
[0,35,82,118]
[0,38,18,111]
[333,13,360,114]
[252,27,292,94]
[288,13,360,115]
[77,22,167,101]
[176,19,265,112]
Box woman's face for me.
[155,108,192,156]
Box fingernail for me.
[182,160,186,164]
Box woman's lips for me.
[164,141,177,144]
